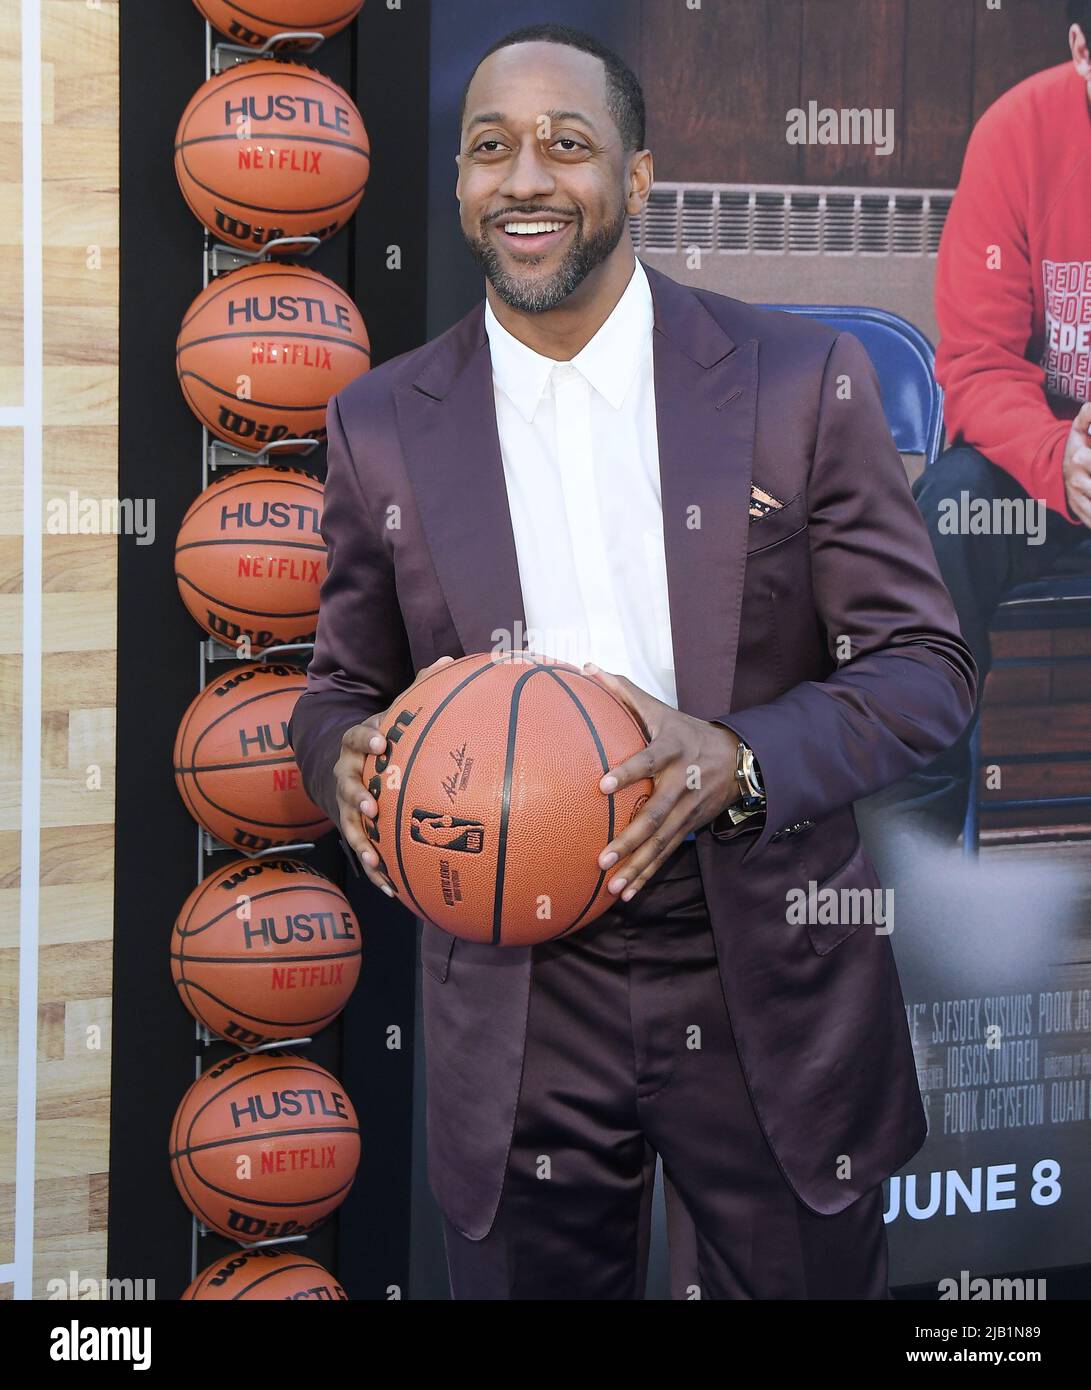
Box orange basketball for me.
[169,1049,359,1242]
[176,262,370,452]
[362,651,654,946]
[183,1247,347,1300]
[172,857,361,1046]
[174,661,331,852]
[193,1,365,49]
[173,60,369,251]
[175,466,326,651]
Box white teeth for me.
[502,221,566,235]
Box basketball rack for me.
[195,1022,314,1056]
[174,20,355,1272]
[203,431,321,483]
[204,234,322,283]
[207,30,327,81]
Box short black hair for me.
[459,23,646,154]
[1067,0,1091,34]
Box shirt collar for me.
[484,258,653,422]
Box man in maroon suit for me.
[289,24,976,1299]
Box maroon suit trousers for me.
[439,839,891,1300]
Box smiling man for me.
[289,23,977,1300]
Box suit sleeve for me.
[287,393,414,828]
[704,330,978,859]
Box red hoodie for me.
[934,61,1091,524]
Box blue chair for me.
[758,303,945,464]
[760,302,1091,853]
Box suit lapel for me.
[394,312,529,658]
[395,259,759,722]
[644,261,758,722]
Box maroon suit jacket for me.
[289,260,977,1240]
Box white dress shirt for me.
[483,258,679,711]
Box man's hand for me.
[1062,402,1091,528]
[582,662,741,901]
[335,655,456,896]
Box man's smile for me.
[490,213,575,257]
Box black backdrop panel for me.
[111,1,430,1299]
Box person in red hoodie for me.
[861,1,1091,852]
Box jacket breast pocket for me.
[746,491,807,554]
[420,918,455,982]
[801,833,882,956]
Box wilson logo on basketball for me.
[213,212,343,248]
[224,1211,327,1240]
[410,809,485,854]
[183,1245,349,1301]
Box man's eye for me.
[473,139,505,154]
[552,138,586,152]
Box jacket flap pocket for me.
[420,918,455,982]
[801,835,883,956]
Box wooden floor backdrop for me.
[0,0,118,1300]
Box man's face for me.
[456,42,635,313]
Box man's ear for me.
[1070,22,1091,78]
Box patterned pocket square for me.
[748,484,785,521]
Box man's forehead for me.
[464,106,599,134]
[464,43,608,122]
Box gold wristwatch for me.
[726,738,766,827]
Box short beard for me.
[463,205,629,313]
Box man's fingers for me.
[605,806,695,900]
[1075,401,1091,437]
[412,654,456,685]
[342,716,386,756]
[598,732,680,795]
[598,775,693,877]
[338,796,396,896]
[581,663,653,737]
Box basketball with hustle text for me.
[174,465,327,651]
[169,1050,359,1242]
[172,857,361,1046]
[173,661,331,851]
[362,650,654,946]
[176,263,370,453]
[173,60,369,251]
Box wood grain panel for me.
[639,0,1074,188]
[640,0,804,183]
[0,0,119,1299]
